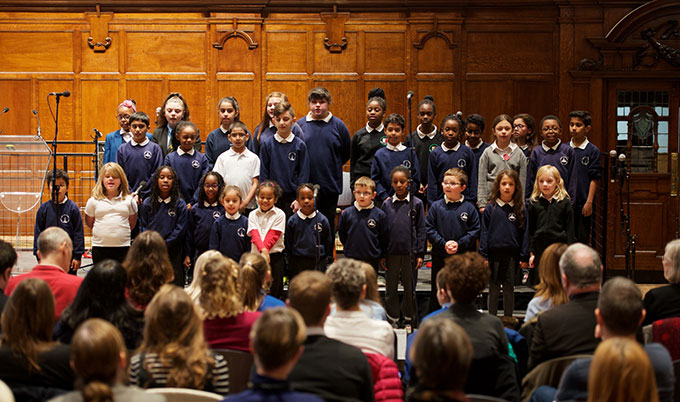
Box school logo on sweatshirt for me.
[191,160,200,169]
[457,159,466,168]
[314,222,324,232]
[288,152,297,161]
[143,151,152,160]
[429,144,438,153]
[380,136,387,146]
[60,214,70,224]
[237,227,246,237]
[367,219,377,229]
[559,156,569,165]
[168,208,176,217]
[402,160,412,169]
[581,156,590,166]
[460,212,469,222]
[508,212,517,222]
[212,211,221,219]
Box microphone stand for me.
[51,94,64,209]
[314,191,321,271]
[618,158,633,280]
[407,92,419,328]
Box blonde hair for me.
[443,168,467,187]
[185,250,223,303]
[533,243,568,306]
[530,165,569,201]
[663,239,680,284]
[199,255,243,318]
[360,262,382,305]
[92,163,130,200]
[239,253,271,312]
[588,338,658,402]
[354,176,376,192]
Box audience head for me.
[662,239,680,284]
[435,268,451,307]
[185,250,222,303]
[596,276,644,338]
[410,318,473,392]
[287,270,332,327]
[534,243,569,306]
[70,318,127,401]
[251,307,306,376]
[36,227,73,272]
[0,278,55,371]
[360,262,381,305]
[199,255,243,318]
[0,239,17,287]
[239,252,272,312]
[588,338,658,402]
[123,231,174,308]
[326,258,366,310]
[444,252,489,305]
[559,243,602,293]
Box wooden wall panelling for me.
[169,79,208,136]
[125,30,207,73]
[463,79,508,144]
[37,79,75,143]
[80,31,119,72]
[0,31,74,72]
[0,79,32,135]
[125,78,164,128]
[558,6,575,126]
[216,77,259,133]
[80,78,118,140]
[510,78,555,125]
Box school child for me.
[337,176,389,273]
[116,111,163,200]
[103,100,152,164]
[350,88,387,188]
[240,252,286,312]
[512,113,536,158]
[185,172,225,272]
[297,87,351,258]
[526,115,578,202]
[164,121,209,208]
[249,91,304,155]
[464,113,490,169]
[139,166,188,287]
[213,121,260,213]
[285,183,332,277]
[247,181,286,299]
[33,169,84,274]
[479,170,529,317]
[381,166,425,327]
[427,114,476,206]
[152,92,201,158]
[259,101,310,218]
[406,95,442,197]
[84,162,138,264]
[370,113,421,204]
[477,114,528,210]
[205,96,252,169]
[425,168,480,312]
[528,165,575,285]
[209,185,250,263]
[569,110,601,244]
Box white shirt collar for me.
[220,126,229,134]
[354,200,374,211]
[306,111,333,123]
[274,133,295,143]
[490,141,517,153]
[386,143,406,152]
[465,140,483,150]
[417,124,437,140]
[204,201,219,207]
[257,207,276,215]
[570,138,589,150]
[444,194,464,204]
[131,137,149,147]
[226,211,241,220]
[121,131,132,142]
[392,193,410,202]
[177,147,195,156]
[157,196,171,204]
[306,327,325,336]
[57,195,68,205]
[540,193,560,202]
[542,139,562,151]
[268,121,276,129]
[227,147,247,157]
[496,198,514,207]
[441,142,460,152]
[366,122,384,133]
[297,210,318,220]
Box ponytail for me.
[82,381,113,402]
[239,253,271,312]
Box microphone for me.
[406,91,415,100]
[93,128,103,138]
[0,107,8,115]
[33,109,41,137]
[618,153,626,180]
[48,91,70,97]
[312,184,320,198]
[456,110,463,119]
[609,150,617,183]
[132,180,147,196]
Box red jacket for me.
[365,353,403,402]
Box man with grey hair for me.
[4,227,83,319]
[323,258,395,358]
[528,243,602,369]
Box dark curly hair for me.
[149,166,181,213]
[444,252,490,304]
[196,171,225,206]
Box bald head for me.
[37,227,72,271]
[559,243,602,289]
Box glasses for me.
[542,126,560,133]
[116,114,131,120]
[354,191,373,197]
[466,129,481,135]
[513,124,526,129]
[204,184,220,189]
[443,182,461,187]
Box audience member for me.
[225,307,323,402]
[185,250,222,304]
[525,243,568,322]
[129,285,229,395]
[123,230,174,309]
[5,227,83,319]
[50,318,165,402]
[239,252,284,312]
[324,258,395,359]
[287,271,375,402]
[0,239,17,313]
[359,261,387,321]
[643,238,680,325]
[54,260,144,350]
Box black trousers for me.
[315,191,339,260]
[92,246,129,265]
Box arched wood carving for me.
[86,8,112,52]
[321,6,349,53]
[213,18,258,50]
[412,18,456,50]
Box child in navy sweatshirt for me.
[164,121,209,208]
[337,176,389,273]
[205,96,251,169]
[210,185,250,264]
[479,169,529,317]
[464,113,490,171]
[350,88,387,189]
[425,168,480,312]
[371,113,421,205]
[569,110,601,244]
[381,166,425,327]
[33,169,84,274]
[427,113,476,206]
[186,171,225,273]
[285,183,332,278]
[260,101,310,219]
[140,165,188,287]
[117,111,163,200]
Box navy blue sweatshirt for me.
[406,129,443,185]
[427,143,477,206]
[337,204,389,260]
[381,195,426,257]
[117,140,163,199]
[285,211,332,258]
[209,214,250,262]
[259,135,310,195]
[526,141,578,203]
[164,150,209,205]
[298,115,351,195]
[479,201,529,261]
[425,198,480,256]
[33,199,85,260]
[140,198,188,250]
[185,203,225,258]
[249,123,304,155]
[571,140,601,208]
[468,141,490,171]
[370,147,421,201]
[204,127,253,169]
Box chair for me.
[652,317,680,361]
[520,354,592,402]
[467,394,508,402]
[212,348,254,394]
[145,388,222,402]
